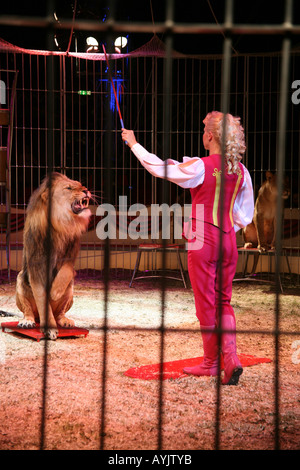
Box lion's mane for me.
[20,172,91,286]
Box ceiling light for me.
[114,36,128,53]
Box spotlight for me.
[53,12,61,50]
[114,36,128,53]
[86,37,99,52]
[54,35,60,49]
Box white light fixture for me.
[54,35,59,49]
[86,37,99,52]
[114,36,128,53]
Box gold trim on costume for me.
[212,168,222,227]
[229,169,242,227]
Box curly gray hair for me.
[203,111,246,174]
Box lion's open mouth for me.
[71,196,90,214]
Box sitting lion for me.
[16,172,91,340]
[243,171,290,252]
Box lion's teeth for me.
[72,196,89,214]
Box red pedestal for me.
[1,321,89,342]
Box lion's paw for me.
[258,245,268,253]
[244,242,253,249]
[57,317,75,328]
[18,319,36,329]
[41,327,58,340]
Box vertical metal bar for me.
[12,55,20,270]
[152,56,157,205]
[100,0,115,450]
[252,57,257,191]
[37,55,41,186]
[157,0,174,450]
[143,57,147,205]
[62,55,67,174]
[261,56,265,185]
[21,54,25,206]
[269,56,273,171]
[59,55,62,172]
[183,58,187,154]
[190,59,194,156]
[29,54,33,192]
[78,57,82,180]
[205,59,209,116]
[85,57,89,186]
[215,0,234,451]
[243,56,249,168]
[274,0,293,450]
[40,0,56,450]
[70,56,75,178]
[175,60,179,160]
[198,59,202,156]
[129,57,133,208]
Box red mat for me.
[124,354,272,380]
[1,321,89,342]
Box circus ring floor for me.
[0,273,299,450]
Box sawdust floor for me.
[0,274,299,450]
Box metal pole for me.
[215,0,234,451]
[274,0,293,451]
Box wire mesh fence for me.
[0,0,299,452]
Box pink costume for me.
[130,143,254,385]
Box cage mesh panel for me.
[0,0,299,450]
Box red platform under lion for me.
[1,321,89,342]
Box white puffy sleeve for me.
[131,143,254,231]
[233,165,255,232]
[130,143,204,189]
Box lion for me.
[243,171,290,252]
[16,172,91,340]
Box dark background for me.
[0,1,299,208]
[0,0,299,55]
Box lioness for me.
[16,172,91,340]
[243,171,290,252]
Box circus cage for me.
[0,0,299,453]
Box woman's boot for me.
[221,314,243,385]
[183,325,219,376]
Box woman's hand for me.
[121,128,137,148]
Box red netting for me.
[0,34,183,60]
